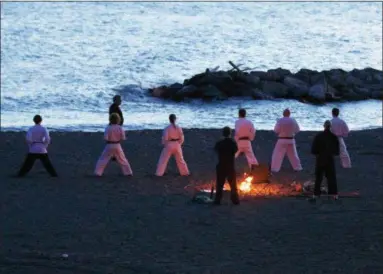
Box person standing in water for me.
[155,114,189,177]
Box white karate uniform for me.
[155,124,189,176]
[26,124,50,154]
[234,118,259,168]
[271,117,302,172]
[331,117,351,168]
[94,125,133,176]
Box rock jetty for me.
[148,61,383,104]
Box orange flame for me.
[239,175,253,193]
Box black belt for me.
[32,142,44,144]
[106,141,120,144]
[278,137,294,139]
[169,139,179,141]
[239,137,250,140]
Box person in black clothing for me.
[109,95,124,126]
[214,126,240,205]
[109,95,124,161]
[311,120,340,200]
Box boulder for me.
[262,81,289,98]
[244,75,261,87]
[252,89,274,100]
[353,86,371,97]
[173,85,199,101]
[342,91,365,101]
[294,68,319,84]
[326,69,347,87]
[230,82,256,97]
[308,84,326,101]
[371,90,383,100]
[267,68,292,82]
[151,86,173,98]
[200,85,227,100]
[250,71,268,80]
[283,76,310,97]
[345,73,363,87]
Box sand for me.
[1,128,383,274]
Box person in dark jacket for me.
[109,95,124,126]
[214,126,240,205]
[311,120,340,200]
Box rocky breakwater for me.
[148,62,383,104]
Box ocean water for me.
[1,2,382,131]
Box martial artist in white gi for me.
[271,108,303,173]
[94,113,133,176]
[155,114,189,176]
[331,108,351,168]
[234,108,259,169]
[17,115,58,177]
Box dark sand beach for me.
[1,128,383,273]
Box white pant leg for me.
[155,145,173,176]
[94,145,113,176]
[114,145,133,175]
[174,143,189,176]
[271,140,287,172]
[286,142,302,171]
[338,137,351,168]
[236,141,259,168]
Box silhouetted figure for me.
[109,95,124,126]
[311,120,340,200]
[214,126,240,205]
[17,115,58,177]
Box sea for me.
[1,2,382,131]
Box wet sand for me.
[1,129,382,273]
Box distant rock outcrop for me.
[148,61,383,103]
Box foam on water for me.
[1,2,382,131]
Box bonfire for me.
[192,173,325,199]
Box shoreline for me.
[1,126,382,133]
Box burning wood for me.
[195,174,320,197]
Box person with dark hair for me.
[331,108,351,168]
[94,113,133,176]
[214,126,239,205]
[271,108,302,173]
[311,120,340,201]
[234,108,259,170]
[109,95,124,126]
[17,115,58,177]
[155,114,189,176]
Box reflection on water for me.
[1,99,381,131]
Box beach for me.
[1,128,382,273]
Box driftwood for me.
[228,61,242,72]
